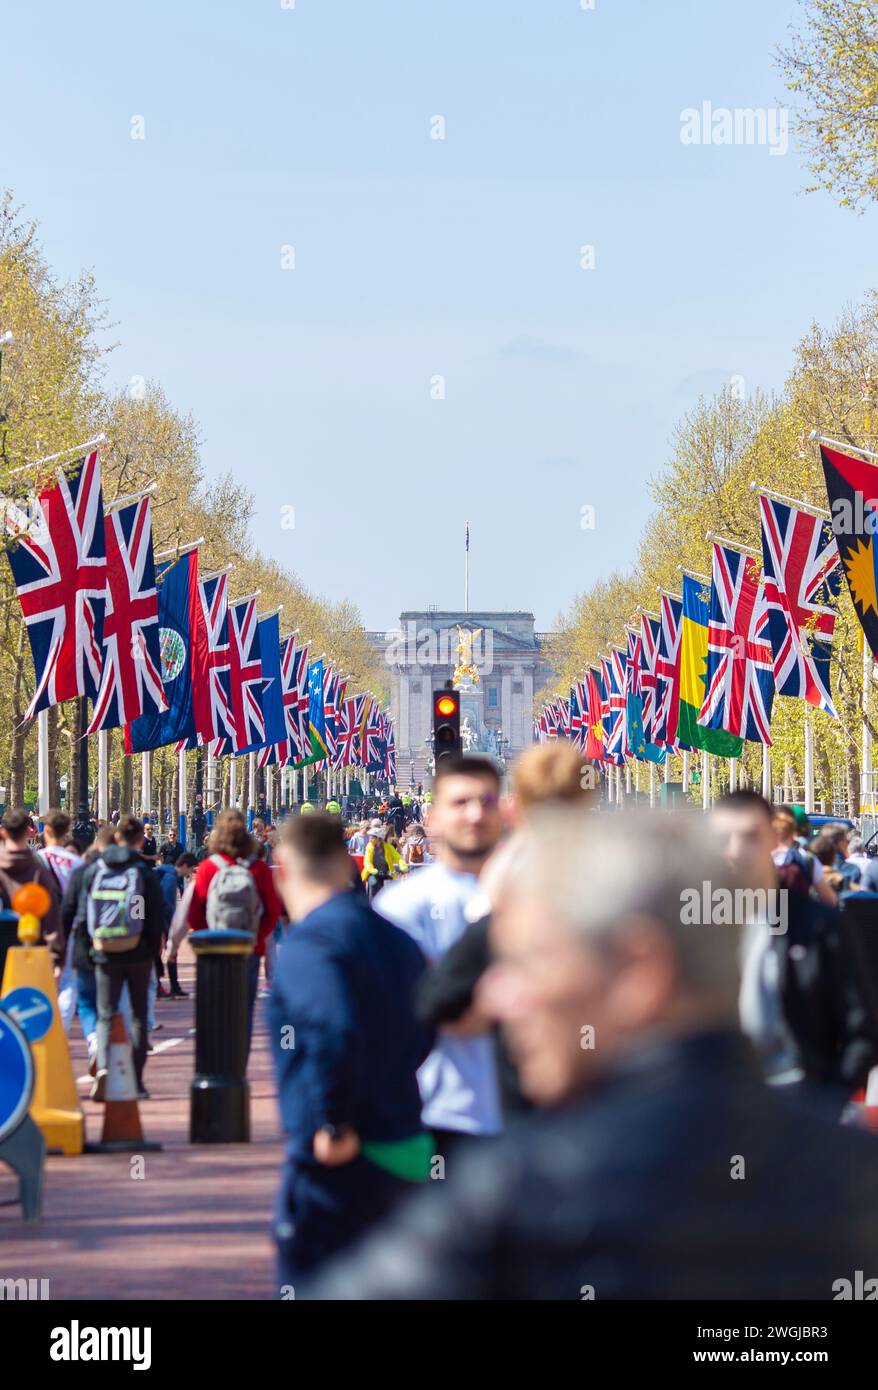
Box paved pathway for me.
[0,950,283,1300]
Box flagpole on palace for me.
[465,521,469,612]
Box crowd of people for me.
[6,745,878,1299]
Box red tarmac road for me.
[0,949,284,1300]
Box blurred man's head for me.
[42,808,71,847]
[479,811,742,1106]
[710,791,775,893]
[511,741,595,821]
[1,808,33,846]
[276,812,353,921]
[824,824,850,859]
[772,806,798,848]
[114,814,145,851]
[430,756,503,871]
[175,852,198,880]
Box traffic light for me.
[433,689,461,763]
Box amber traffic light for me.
[433,688,461,762]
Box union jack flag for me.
[759,495,841,717]
[601,648,627,763]
[555,696,571,739]
[215,598,263,753]
[87,495,166,733]
[360,698,383,765]
[195,572,234,746]
[6,450,106,718]
[569,681,588,750]
[654,592,683,748]
[335,692,365,767]
[259,635,310,766]
[639,614,661,742]
[384,723,396,782]
[698,542,775,745]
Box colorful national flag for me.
[678,574,744,756]
[88,495,166,733]
[626,627,665,763]
[126,549,204,752]
[821,443,878,656]
[5,450,106,718]
[584,667,605,760]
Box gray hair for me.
[491,809,743,1004]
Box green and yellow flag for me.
[678,575,743,757]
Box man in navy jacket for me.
[269,813,433,1291]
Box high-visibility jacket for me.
[361,839,408,882]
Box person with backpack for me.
[71,814,165,1101]
[0,807,64,969]
[186,809,281,1053]
[771,805,836,905]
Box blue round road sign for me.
[0,1007,34,1143]
[1,987,53,1043]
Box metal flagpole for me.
[649,762,655,808]
[863,639,873,816]
[804,706,815,814]
[10,433,107,476]
[248,752,256,828]
[749,480,830,519]
[97,729,109,822]
[229,756,237,811]
[729,757,737,793]
[809,430,878,463]
[682,749,689,792]
[178,747,187,846]
[206,745,215,826]
[141,752,151,819]
[37,709,49,821]
[761,743,772,801]
[465,521,469,612]
[702,752,711,811]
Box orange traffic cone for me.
[85,1013,161,1153]
[852,1067,878,1133]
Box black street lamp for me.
[72,696,94,848]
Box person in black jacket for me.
[307,811,878,1300]
[711,790,878,1115]
[69,814,165,1101]
[269,813,433,1290]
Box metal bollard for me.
[189,929,253,1143]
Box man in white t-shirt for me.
[375,755,505,1159]
[38,808,85,1032]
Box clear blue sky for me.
[3,0,876,630]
